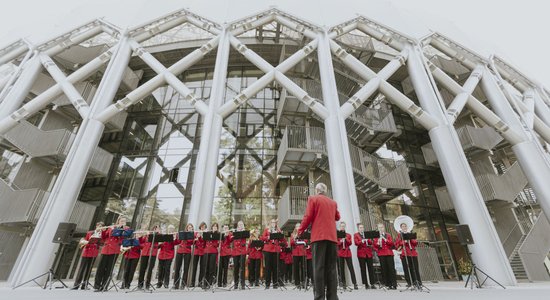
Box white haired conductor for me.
[298,183,340,300]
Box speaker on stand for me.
[14,222,77,290]
[455,224,505,289]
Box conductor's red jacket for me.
[298,194,340,243]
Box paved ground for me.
[1,281,550,300]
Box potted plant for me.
[458,258,472,281]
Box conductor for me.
[298,183,340,300]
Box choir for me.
[70,215,422,292]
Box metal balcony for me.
[422,125,503,166]
[277,126,412,202]
[2,121,113,176]
[0,178,49,226]
[278,186,312,231]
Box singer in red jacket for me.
[373,223,397,289]
[261,219,285,288]
[298,183,340,300]
[290,223,306,288]
[204,223,220,288]
[94,216,128,291]
[122,239,141,289]
[230,221,248,289]
[218,224,232,287]
[72,222,104,290]
[156,225,177,289]
[395,222,422,287]
[336,222,358,289]
[174,223,194,289]
[137,225,159,290]
[191,222,207,287]
[354,224,375,289]
[247,229,263,287]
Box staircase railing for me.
[0,178,49,224]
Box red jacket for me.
[158,240,177,260]
[194,233,206,256]
[139,236,159,257]
[177,239,193,254]
[248,244,263,260]
[285,252,293,264]
[204,234,219,254]
[220,233,232,256]
[395,236,418,257]
[230,233,247,256]
[290,237,306,257]
[337,232,352,258]
[124,246,141,259]
[374,233,394,256]
[100,227,126,255]
[306,243,312,260]
[298,194,340,243]
[354,232,373,258]
[81,231,99,258]
[261,228,284,253]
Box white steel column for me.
[408,47,516,286]
[10,35,132,287]
[0,56,42,121]
[317,30,361,277]
[187,29,230,227]
[481,70,550,225]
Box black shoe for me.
[71,286,80,290]
[93,289,101,292]
[265,285,270,290]
[234,284,239,290]
[365,285,369,290]
[156,283,162,289]
[240,286,245,290]
[390,286,397,290]
[255,282,259,287]
[370,285,376,289]
[354,284,358,290]
[80,285,86,290]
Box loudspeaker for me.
[455,224,474,245]
[52,222,77,244]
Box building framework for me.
[0,6,550,287]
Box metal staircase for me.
[2,120,113,176]
[277,125,412,202]
[508,235,529,281]
[0,178,49,226]
[277,78,398,153]
[421,125,503,166]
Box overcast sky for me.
[0,0,548,86]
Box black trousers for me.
[73,256,95,288]
[94,254,117,290]
[401,256,422,286]
[312,241,338,300]
[123,258,139,288]
[248,258,261,284]
[285,263,292,282]
[173,253,192,287]
[263,251,278,287]
[138,256,156,288]
[358,257,375,286]
[205,253,217,285]
[293,256,305,286]
[337,257,357,286]
[191,255,206,286]
[156,258,172,288]
[232,255,245,287]
[379,255,397,288]
[218,256,230,286]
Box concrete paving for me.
[1,281,550,300]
